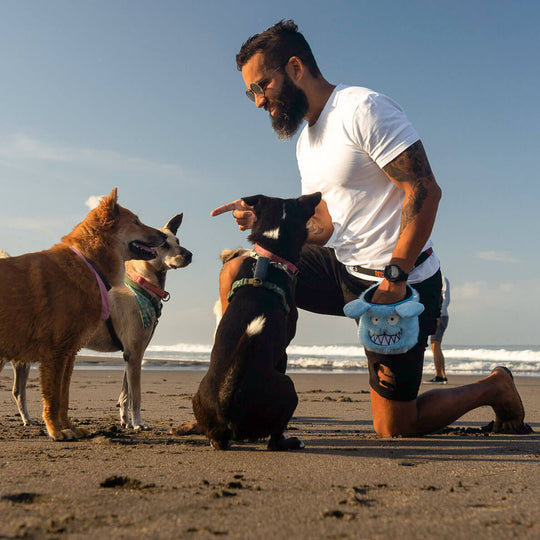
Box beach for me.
[0,366,538,539]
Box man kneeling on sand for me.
[216,20,528,436]
[177,20,527,441]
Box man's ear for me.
[285,56,304,83]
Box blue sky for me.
[0,1,538,346]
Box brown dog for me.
[0,188,166,440]
[1,216,193,429]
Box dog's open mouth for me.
[129,241,158,260]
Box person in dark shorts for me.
[425,275,450,384]
[211,20,526,436]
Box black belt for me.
[348,247,433,278]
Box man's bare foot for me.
[488,367,527,433]
[169,419,203,436]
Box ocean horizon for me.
[71,343,540,377]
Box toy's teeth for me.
[370,331,401,346]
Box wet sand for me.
[0,366,538,539]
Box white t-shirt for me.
[297,84,439,283]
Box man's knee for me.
[373,416,417,438]
[371,390,418,437]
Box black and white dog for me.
[193,192,321,451]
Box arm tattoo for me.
[382,140,435,232]
[306,217,324,236]
[399,182,428,233]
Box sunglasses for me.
[245,65,284,102]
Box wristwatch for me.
[383,264,409,283]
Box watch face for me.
[384,264,408,282]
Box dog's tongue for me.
[134,242,156,255]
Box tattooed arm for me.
[373,140,442,304]
[306,199,334,245]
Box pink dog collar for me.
[253,243,298,274]
[125,271,170,301]
[71,247,110,320]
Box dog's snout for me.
[182,249,193,264]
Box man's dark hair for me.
[236,19,321,77]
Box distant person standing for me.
[426,275,450,384]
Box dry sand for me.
[0,365,538,539]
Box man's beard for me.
[270,75,309,140]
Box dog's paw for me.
[210,438,231,450]
[170,420,203,436]
[72,426,91,438]
[132,423,151,432]
[49,429,78,441]
[268,434,305,451]
[22,417,42,426]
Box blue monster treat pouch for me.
[343,284,425,354]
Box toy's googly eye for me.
[370,316,380,325]
[387,315,400,326]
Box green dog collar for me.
[227,278,290,314]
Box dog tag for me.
[253,256,269,281]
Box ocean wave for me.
[441,348,540,362]
[145,343,540,362]
[147,343,212,354]
[288,356,368,370]
[146,342,366,357]
[78,344,540,375]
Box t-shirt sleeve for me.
[352,92,420,169]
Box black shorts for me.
[294,245,442,400]
[430,316,449,342]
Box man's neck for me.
[305,79,336,126]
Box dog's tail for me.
[217,315,266,427]
[219,248,250,264]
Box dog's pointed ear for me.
[299,192,322,216]
[164,213,183,235]
[241,195,263,208]
[96,187,119,220]
[101,187,118,205]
